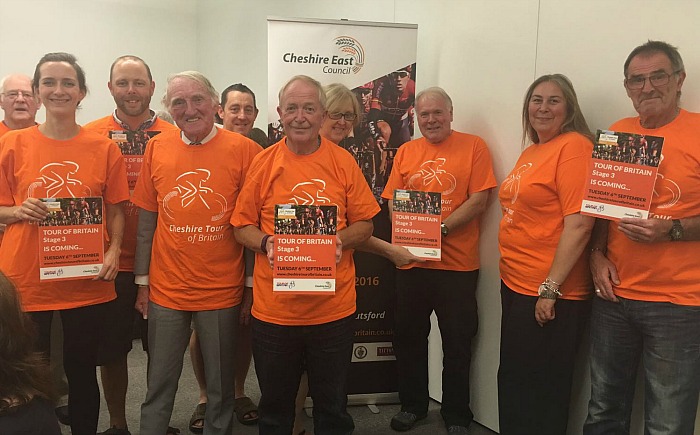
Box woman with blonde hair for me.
[497,73,595,435]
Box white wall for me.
[3,1,699,433]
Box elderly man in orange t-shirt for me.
[0,74,41,242]
[585,40,700,435]
[373,87,496,434]
[231,75,379,435]
[132,71,261,435]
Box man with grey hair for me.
[585,40,700,435]
[132,71,261,435]
[231,75,379,434]
[379,86,496,434]
[0,73,40,135]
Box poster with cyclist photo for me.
[272,204,337,294]
[391,189,442,260]
[38,197,104,281]
[581,130,664,220]
[109,130,161,189]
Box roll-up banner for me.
[268,17,418,404]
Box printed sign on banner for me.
[273,204,337,294]
[391,189,441,260]
[581,130,664,220]
[38,197,104,280]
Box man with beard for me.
[84,55,178,435]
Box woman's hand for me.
[535,297,556,327]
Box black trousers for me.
[30,302,107,435]
[394,267,479,428]
[497,282,590,435]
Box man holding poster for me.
[232,75,379,435]
[585,41,700,435]
[381,87,496,433]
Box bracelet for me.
[590,247,606,254]
[260,234,271,255]
[544,277,561,288]
[538,282,562,299]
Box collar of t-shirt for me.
[181,125,217,145]
[111,109,157,131]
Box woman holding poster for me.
[0,53,128,435]
[497,74,594,435]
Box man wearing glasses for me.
[586,40,700,435]
[0,74,41,242]
[0,74,40,135]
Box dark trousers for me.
[394,267,479,427]
[252,315,355,435]
[30,302,107,435]
[497,283,590,435]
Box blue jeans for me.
[252,315,355,435]
[584,297,700,435]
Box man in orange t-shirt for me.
[585,41,700,435]
[379,87,496,433]
[83,55,179,435]
[231,75,379,435]
[131,71,261,435]
[0,74,41,246]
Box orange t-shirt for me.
[0,123,12,248]
[381,131,497,271]
[606,110,700,305]
[0,126,129,311]
[84,115,179,271]
[498,131,593,300]
[231,137,380,326]
[131,128,261,311]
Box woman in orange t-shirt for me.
[497,74,594,435]
[0,53,128,435]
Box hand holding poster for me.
[581,130,664,220]
[391,189,441,260]
[38,197,104,280]
[273,204,337,294]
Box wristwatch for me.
[440,223,449,237]
[669,219,683,241]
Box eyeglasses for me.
[1,90,35,100]
[328,112,357,121]
[625,70,681,90]
[391,71,409,79]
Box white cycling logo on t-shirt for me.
[501,163,533,205]
[162,169,227,221]
[28,161,90,198]
[653,154,681,209]
[289,179,331,205]
[407,158,457,195]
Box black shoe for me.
[98,426,132,435]
[390,411,427,431]
[447,425,470,434]
[54,406,70,426]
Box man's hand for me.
[590,250,620,302]
[335,235,343,263]
[387,245,425,267]
[265,235,275,268]
[135,285,149,319]
[618,218,673,243]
